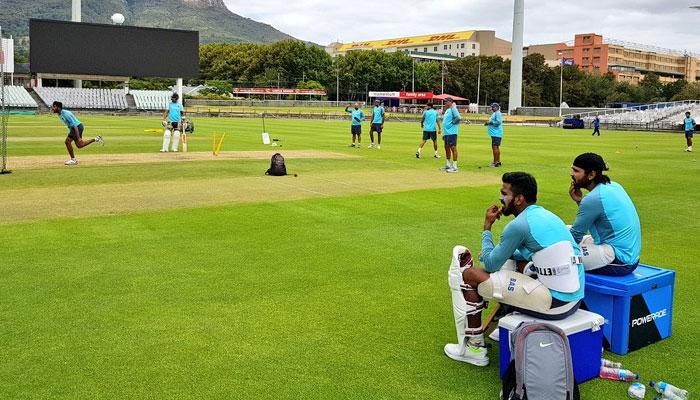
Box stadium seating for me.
[131,90,171,111]
[33,87,127,110]
[580,102,700,128]
[1,86,38,108]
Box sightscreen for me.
[30,19,199,78]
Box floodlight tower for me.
[507,0,524,114]
[72,0,82,88]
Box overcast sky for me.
[224,0,700,54]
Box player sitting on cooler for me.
[445,172,585,366]
[161,93,184,152]
[569,153,641,276]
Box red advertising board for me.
[399,92,433,99]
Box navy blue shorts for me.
[351,125,361,135]
[423,131,437,141]
[686,130,694,138]
[67,123,84,141]
[443,134,457,147]
[588,259,638,276]
[371,123,383,133]
[491,136,502,146]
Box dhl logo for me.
[385,39,411,45]
[350,42,372,48]
[427,34,458,41]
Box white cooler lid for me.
[498,309,604,334]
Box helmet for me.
[171,93,179,101]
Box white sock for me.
[446,160,452,168]
[417,147,422,153]
[435,151,439,156]
[453,161,458,169]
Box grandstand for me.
[33,87,127,110]
[131,90,171,111]
[570,100,700,130]
[1,86,38,108]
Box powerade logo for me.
[631,309,667,327]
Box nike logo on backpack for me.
[539,342,553,348]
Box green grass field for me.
[1,114,698,399]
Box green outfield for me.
[0,114,697,399]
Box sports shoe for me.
[687,147,693,152]
[488,328,500,342]
[446,167,459,173]
[94,135,104,146]
[439,166,450,171]
[160,149,167,153]
[416,152,421,159]
[64,159,78,165]
[434,154,440,159]
[444,343,489,366]
[495,162,502,167]
[368,143,374,148]
[349,143,355,148]
[356,144,362,149]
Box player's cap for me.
[426,102,434,107]
[491,102,500,110]
[374,99,381,103]
[171,93,179,100]
[573,152,609,173]
[444,97,454,102]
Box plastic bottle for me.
[599,366,639,382]
[628,382,646,399]
[602,358,623,368]
[650,381,688,400]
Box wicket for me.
[213,130,226,156]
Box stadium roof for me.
[337,31,475,52]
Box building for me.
[524,43,565,67]
[554,33,700,84]
[326,30,511,59]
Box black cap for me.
[445,97,454,102]
[573,153,608,173]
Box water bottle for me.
[601,358,623,368]
[650,381,688,400]
[599,366,639,382]
[628,382,646,399]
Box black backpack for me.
[502,322,580,400]
[266,153,287,176]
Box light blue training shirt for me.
[372,106,384,124]
[168,102,183,122]
[346,107,365,126]
[487,110,503,137]
[442,106,461,135]
[684,116,696,132]
[570,181,641,266]
[481,204,585,303]
[423,109,439,132]
[59,109,81,129]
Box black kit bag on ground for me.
[501,322,580,400]
[266,153,287,176]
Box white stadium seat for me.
[33,87,127,110]
[130,90,171,111]
[1,86,38,108]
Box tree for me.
[671,82,700,101]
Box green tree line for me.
[185,40,700,107]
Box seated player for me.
[161,93,184,152]
[569,153,641,276]
[445,172,585,366]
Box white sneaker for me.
[94,135,104,146]
[446,167,459,173]
[443,343,489,366]
[416,152,421,159]
[369,143,374,148]
[687,147,693,152]
[160,149,168,153]
[488,328,500,342]
[171,149,178,153]
[434,154,440,159]
[356,144,362,148]
[349,143,355,148]
[64,159,78,165]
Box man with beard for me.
[569,153,641,276]
[444,172,584,366]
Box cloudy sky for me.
[224,0,700,54]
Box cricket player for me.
[416,102,441,159]
[445,172,584,366]
[441,97,461,172]
[569,153,641,276]
[484,102,503,167]
[369,99,385,149]
[52,101,104,165]
[683,111,695,152]
[345,103,365,148]
[161,93,184,152]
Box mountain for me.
[1,0,296,50]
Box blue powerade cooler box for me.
[498,309,605,383]
[583,264,675,355]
